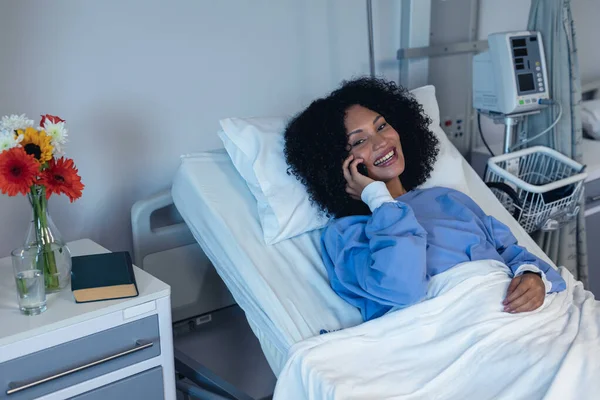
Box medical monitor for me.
[473,31,549,115]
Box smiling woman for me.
[343,105,407,201]
[284,77,565,323]
[284,77,439,218]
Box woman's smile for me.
[373,147,398,167]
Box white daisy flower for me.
[0,114,34,132]
[0,130,22,151]
[42,121,68,155]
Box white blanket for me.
[274,261,600,399]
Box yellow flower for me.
[17,127,53,164]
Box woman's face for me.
[345,104,405,182]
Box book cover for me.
[71,251,139,303]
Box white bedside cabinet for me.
[0,239,176,400]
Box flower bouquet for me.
[0,114,84,292]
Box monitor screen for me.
[518,73,535,92]
[513,48,528,57]
[512,38,527,47]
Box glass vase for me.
[25,187,72,293]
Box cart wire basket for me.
[484,146,587,233]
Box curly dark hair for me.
[284,77,439,218]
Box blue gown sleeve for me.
[448,190,566,293]
[321,201,428,321]
[482,215,566,293]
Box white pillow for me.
[218,118,330,245]
[582,99,600,140]
[410,86,469,195]
[219,85,468,244]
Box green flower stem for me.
[30,187,59,290]
[16,275,28,296]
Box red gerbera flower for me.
[40,114,65,128]
[0,147,39,196]
[40,157,84,202]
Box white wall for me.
[572,0,600,84]
[0,0,402,256]
[477,0,531,41]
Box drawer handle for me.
[6,340,153,395]
[589,195,600,203]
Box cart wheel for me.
[485,182,523,221]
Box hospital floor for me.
[174,305,277,400]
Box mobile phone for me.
[348,160,369,177]
[357,163,369,177]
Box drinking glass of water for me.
[11,247,47,316]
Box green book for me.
[71,252,139,303]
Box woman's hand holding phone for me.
[343,155,374,201]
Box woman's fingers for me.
[503,274,546,313]
[348,157,364,181]
[343,155,364,183]
[504,289,534,312]
[503,277,527,305]
[351,158,369,180]
[349,157,361,173]
[504,277,520,301]
[344,154,372,201]
[343,154,354,169]
[511,297,543,313]
[342,155,354,183]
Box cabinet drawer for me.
[1,315,161,400]
[71,367,164,400]
[585,178,600,209]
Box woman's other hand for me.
[503,272,545,313]
[343,154,374,201]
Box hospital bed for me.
[134,85,597,399]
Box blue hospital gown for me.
[321,185,567,321]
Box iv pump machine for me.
[473,31,549,115]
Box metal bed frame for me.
[131,189,260,400]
